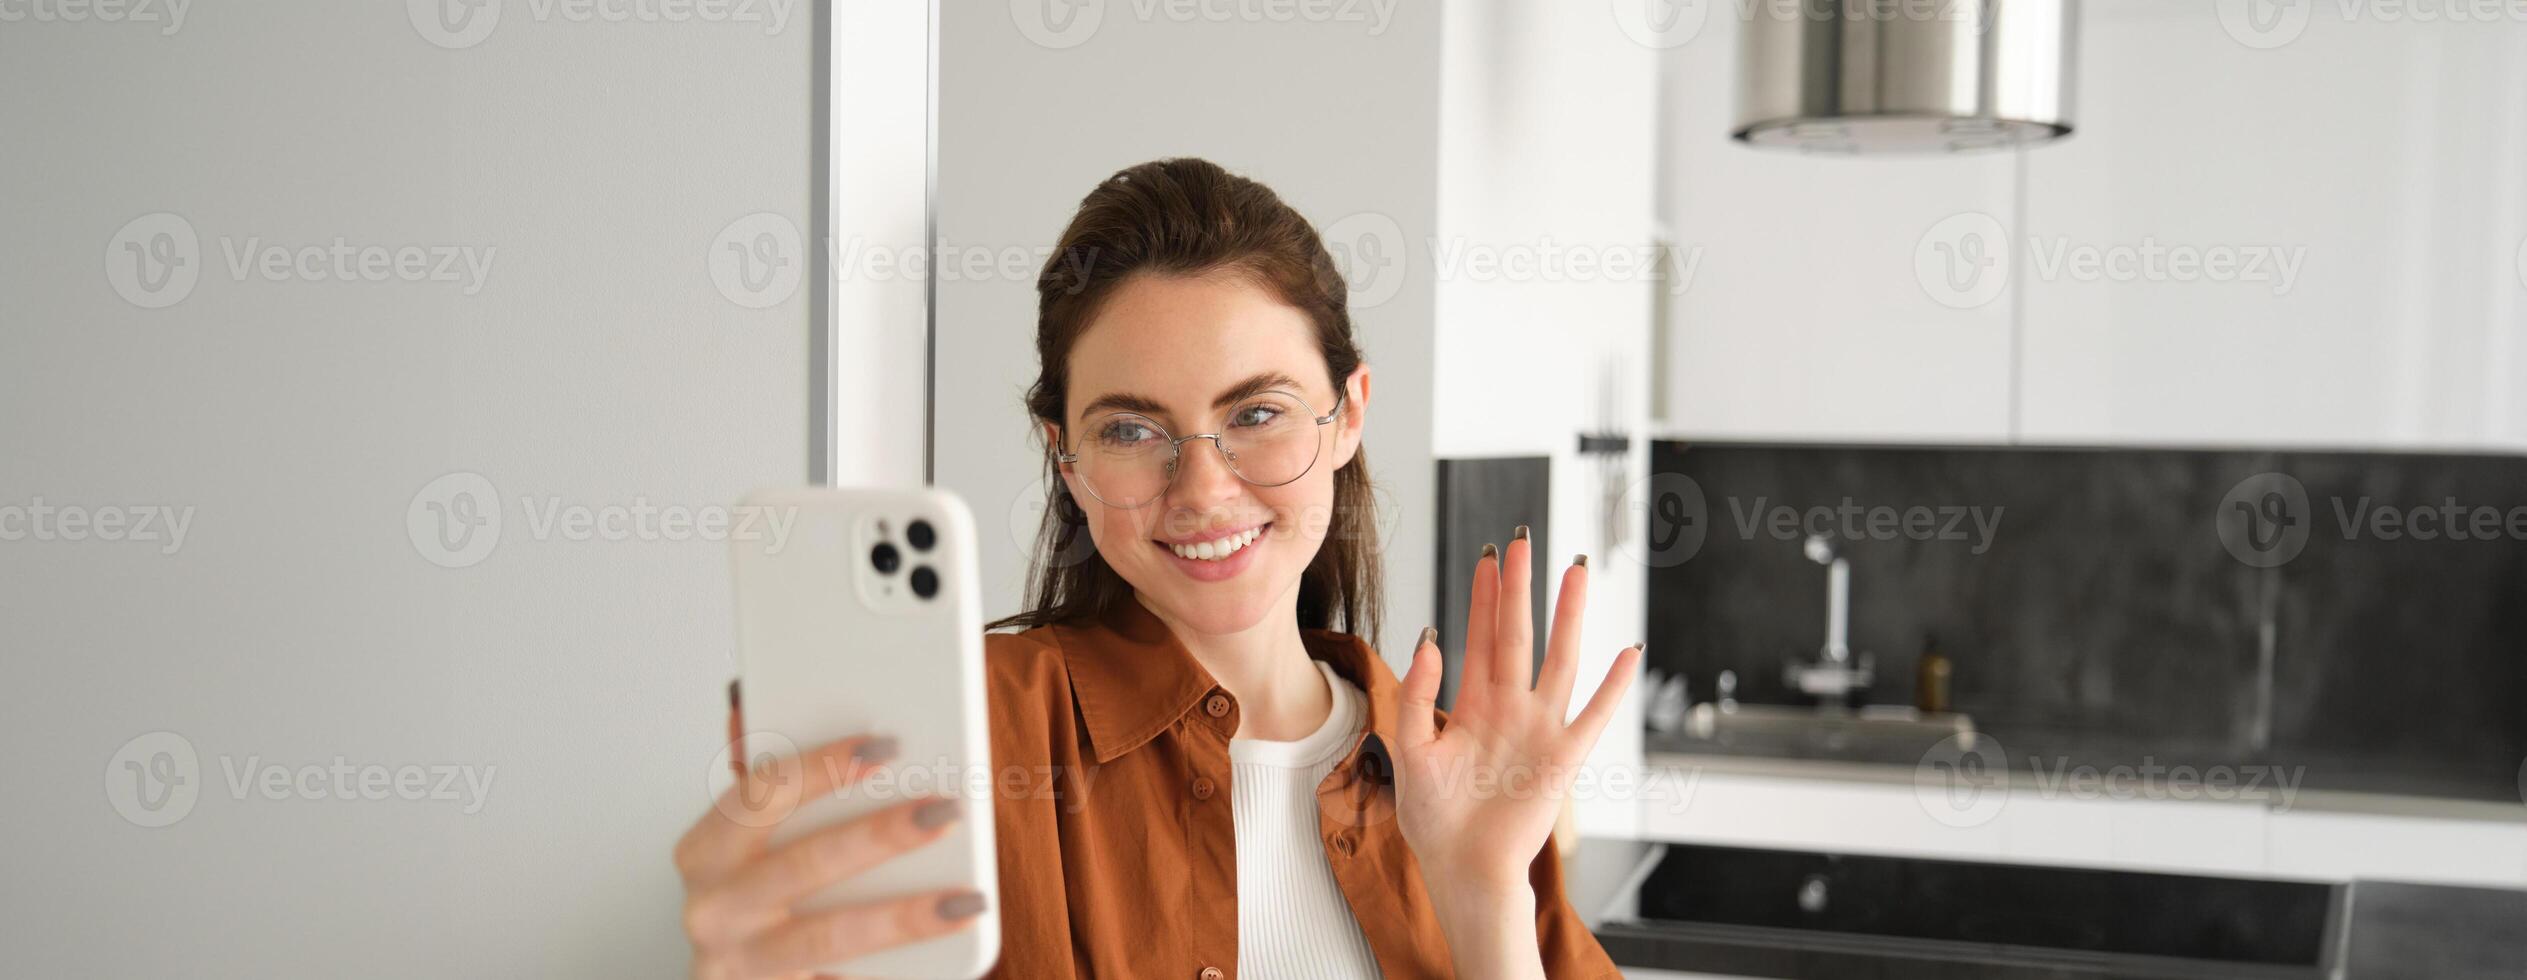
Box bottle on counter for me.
[1915,633,1952,715]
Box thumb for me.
[1396,626,1442,751]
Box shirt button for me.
[1191,776,1215,800]
[1204,693,1231,717]
[1199,968,1224,980]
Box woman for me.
[675,158,1640,978]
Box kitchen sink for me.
[1656,702,1977,767]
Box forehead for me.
[1064,272,1324,419]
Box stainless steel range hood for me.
[1734,0,2079,155]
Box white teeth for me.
[1171,526,1260,562]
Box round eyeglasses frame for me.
[1052,390,1348,509]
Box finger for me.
[733,888,989,977]
[686,796,965,945]
[1396,626,1442,751]
[1564,645,1643,756]
[1458,542,1500,710]
[1537,557,1590,720]
[677,734,898,886]
[1495,526,1535,693]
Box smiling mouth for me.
[1160,523,1267,562]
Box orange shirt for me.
[981,597,1621,978]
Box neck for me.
[1131,590,1332,742]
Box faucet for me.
[1784,534,1873,707]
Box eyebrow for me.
[1076,371,1309,424]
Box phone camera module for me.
[909,566,939,599]
[906,519,937,552]
[870,542,902,575]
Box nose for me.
[1165,434,1244,513]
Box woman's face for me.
[1049,271,1369,639]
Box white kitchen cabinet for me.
[1654,9,2020,445]
[2017,3,2527,450]
[1655,2,2527,452]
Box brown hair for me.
[985,157,1383,650]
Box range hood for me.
[1734,0,2079,155]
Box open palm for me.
[1392,531,1641,893]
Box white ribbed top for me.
[1227,659,1382,979]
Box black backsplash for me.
[1643,440,2527,802]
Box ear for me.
[1331,363,1370,469]
[1043,420,1075,487]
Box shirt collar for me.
[1054,594,1415,769]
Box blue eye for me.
[1098,419,1157,447]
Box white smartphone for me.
[727,486,999,978]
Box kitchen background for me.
[923,2,2527,976]
[9,1,2526,978]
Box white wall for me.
[0,5,814,975]
[1435,2,1662,838]
[930,2,1444,663]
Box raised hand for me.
[1392,527,1641,897]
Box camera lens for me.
[909,566,939,599]
[906,519,936,552]
[870,542,901,574]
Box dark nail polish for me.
[854,736,900,763]
[914,797,961,828]
[1417,626,1437,648]
[1480,542,1497,560]
[937,890,987,920]
[1573,553,1588,568]
[726,678,741,712]
[1513,524,1530,541]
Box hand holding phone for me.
[672,487,1000,979]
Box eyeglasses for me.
[1055,389,1346,509]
